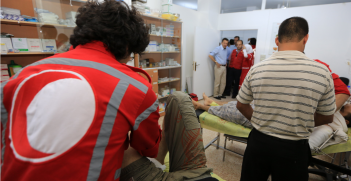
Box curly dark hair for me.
[70,0,149,61]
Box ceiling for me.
[171,0,351,13]
[220,0,351,13]
[173,0,198,10]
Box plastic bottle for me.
[8,60,22,77]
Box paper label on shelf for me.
[1,64,8,70]
[27,39,43,52]
[12,38,29,52]
[153,82,157,84]
[1,70,9,76]
[1,75,9,83]
[0,43,8,54]
[153,70,157,73]
[42,39,57,52]
[1,38,13,52]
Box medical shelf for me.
[158,78,180,84]
[2,52,55,55]
[141,14,182,23]
[158,95,169,99]
[143,51,181,54]
[133,11,183,107]
[0,19,75,28]
[149,34,181,39]
[142,65,181,70]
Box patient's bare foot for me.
[203,93,214,106]
[192,100,201,110]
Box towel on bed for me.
[309,111,349,151]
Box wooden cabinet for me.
[143,69,159,94]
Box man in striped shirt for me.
[237,17,336,181]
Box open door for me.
[192,26,220,100]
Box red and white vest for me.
[1,41,161,181]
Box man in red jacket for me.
[224,40,248,98]
[1,1,161,181]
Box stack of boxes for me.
[164,25,174,37]
[1,64,9,83]
[132,1,150,14]
[65,11,77,27]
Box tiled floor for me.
[158,96,342,181]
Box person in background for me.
[228,39,236,50]
[237,17,335,181]
[250,38,257,49]
[234,36,240,47]
[226,39,235,88]
[1,1,161,181]
[314,59,350,110]
[209,38,230,100]
[226,39,235,63]
[238,44,254,89]
[224,40,248,98]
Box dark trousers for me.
[224,67,241,97]
[240,128,311,181]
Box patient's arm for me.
[314,113,334,127]
[335,93,349,111]
[236,101,253,121]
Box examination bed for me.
[195,109,351,181]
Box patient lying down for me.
[192,93,351,151]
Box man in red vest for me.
[239,49,255,89]
[1,1,161,180]
[224,40,248,98]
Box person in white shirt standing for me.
[209,38,230,100]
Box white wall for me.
[146,0,221,91]
[218,3,351,79]
[221,30,258,45]
[172,4,199,91]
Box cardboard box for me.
[12,38,29,52]
[1,38,14,52]
[27,38,43,52]
[42,39,57,52]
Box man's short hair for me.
[250,38,256,45]
[278,17,309,43]
[340,105,351,127]
[229,39,234,45]
[234,36,240,40]
[237,40,243,44]
[222,38,229,42]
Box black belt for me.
[221,65,226,66]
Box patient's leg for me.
[208,101,253,129]
[121,92,212,181]
[192,100,211,112]
[164,92,212,178]
[155,121,168,165]
[203,93,214,106]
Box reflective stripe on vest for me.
[9,58,153,181]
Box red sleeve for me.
[332,73,350,96]
[314,59,332,72]
[238,52,245,67]
[130,85,161,157]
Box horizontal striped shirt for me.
[237,51,336,140]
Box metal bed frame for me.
[196,109,351,181]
